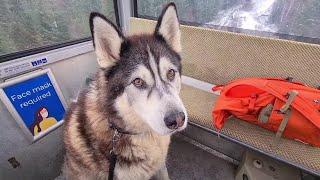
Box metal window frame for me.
[0,0,121,63]
[117,0,133,33]
[132,0,138,18]
[0,41,94,80]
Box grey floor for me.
[167,135,236,180]
[55,134,236,180]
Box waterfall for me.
[205,0,277,33]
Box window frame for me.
[132,0,320,45]
[0,0,120,63]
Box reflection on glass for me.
[138,0,320,43]
[204,1,277,33]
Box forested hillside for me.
[0,0,115,56]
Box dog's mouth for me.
[168,125,187,134]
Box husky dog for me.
[63,3,187,180]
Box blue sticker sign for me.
[0,69,66,141]
[31,57,48,67]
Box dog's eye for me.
[132,78,145,88]
[167,69,176,81]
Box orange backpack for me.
[212,78,320,147]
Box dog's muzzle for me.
[164,111,186,130]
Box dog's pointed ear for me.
[90,12,124,68]
[155,3,181,53]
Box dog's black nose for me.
[164,111,185,129]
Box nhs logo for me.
[31,57,48,67]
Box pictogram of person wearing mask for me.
[30,107,57,136]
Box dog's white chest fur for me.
[115,134,170,180]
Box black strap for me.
[108,151,117,180]
[285,77,293,82]
[109,122,138,135]
[107,122,139,179]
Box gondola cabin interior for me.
[0,1,320,179]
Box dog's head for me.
[89,3,187,135]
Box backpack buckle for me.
[272,90,298,148]
[258,104,273,123]
[280,90,298,113]
[273,108,292,148]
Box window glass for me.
[0,0,116,57]
[137,0,320,44]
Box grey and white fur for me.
[63,3,187,180]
